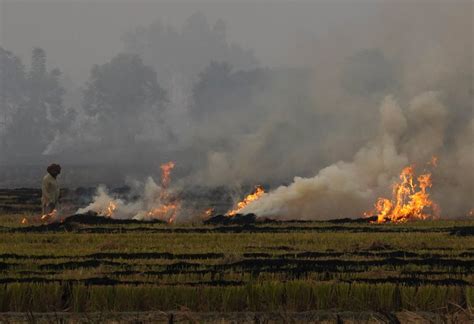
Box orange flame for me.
[21,217,28,225]
[103,201,117,217]
[160,161,175,189]
[148,161,180,223]
[227,186,265,216]
[371,165,439,223]
[147,202,180,223]
[201,208,214,219]
[41,209,58,223]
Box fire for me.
[160,161,175,189]
[147,202,180,223]
[102,201,117,217]
[147,161,180,223]
[371,165,439,223]
[21,217,28,225]
[201,208,214,219]
[41,209,58,223]
[227,186,265,216]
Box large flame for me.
[371,164,439,223]
[227,186,265,216]
[160,161,175,189]
[147,161,180,223]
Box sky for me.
[1,0,372,83]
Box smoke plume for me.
[77,179,171,221]
[240,92,472,220]
[1,2,471,219]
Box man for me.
[41,163,61,215]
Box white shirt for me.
[41,173,60,205]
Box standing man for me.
[42,164,61,215]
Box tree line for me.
[0,13,400,166]
[0,14,261,163]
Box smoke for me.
[77,180,155,220]
[75,87,473,221]
[239,91,468,220]
[184,2,473,219]
[76,162,210,223]
[1,2,472,218]
[77,176,184,221]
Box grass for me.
[0,197,473,314]
[0,230,472,255]
[0,281,469,313]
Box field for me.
[0,189,473,322]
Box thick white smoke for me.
[240,92,453,220]
[77,177,179,221]
[32,3,471,220]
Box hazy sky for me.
[0,0,373,83]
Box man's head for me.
[47,164,61,178]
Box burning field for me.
[1,143,473,321]
[1,120,473,320]
[0,176,473,321]
[57,151,443,225]
[56,91,473,229]
[1,15,473,320]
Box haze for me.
[1,0,370,84]
[0,0,472,218]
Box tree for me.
[82,53,166,145]
[0,47,26,134]
[192,61,269,119]
[192,61,233,117]
[2,47,69,160]
[122,13,258,87]
[28,48,67,129]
